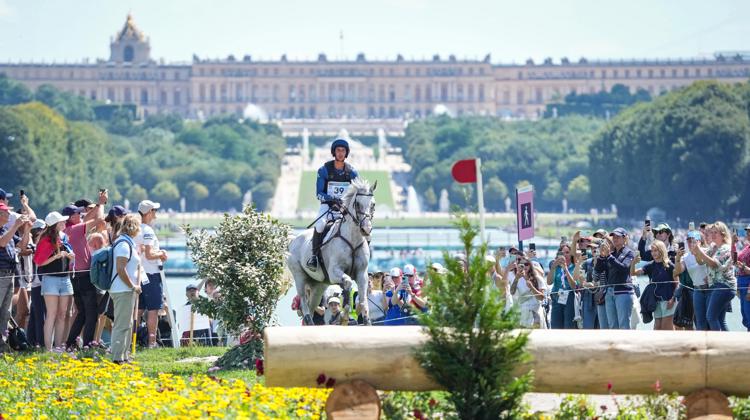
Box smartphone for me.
[678,241,685,250]
[19,189,25,197]
[99,188,107,194]
[644,219,651,227]
[688,222,695,231]
[700,223,707,230]
[561,236,567,243]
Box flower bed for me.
[0,354,330,419]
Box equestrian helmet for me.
[330,138,350,157]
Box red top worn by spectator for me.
[33,235,59,265]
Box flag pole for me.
[476,158,486,242]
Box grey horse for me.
[288,178,376,325]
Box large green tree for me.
[589,81,750,218]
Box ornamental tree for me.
[185,205,290,335]
[416,214,531,419]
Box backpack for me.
[90,236,134,291]
[7,315,30,352]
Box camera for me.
[529,243,536,251]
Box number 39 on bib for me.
[327,181,350,199]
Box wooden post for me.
[683,389,732,420]
[325,380,380,420]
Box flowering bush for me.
[185,205,290,335]
[0,353,329,419]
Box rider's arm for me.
[350,168,359,180]
[316,166,334,202]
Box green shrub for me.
[415,213,531,419]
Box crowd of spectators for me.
[296,221,750,333]
[0,187,179,361]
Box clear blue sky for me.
[0,0,748,64]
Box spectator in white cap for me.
[326,295,354,325]
[402,263,426,311]
[34,211,75,351]
[136,199,168,348]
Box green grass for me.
[297,170,395,211]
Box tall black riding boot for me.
[307,229,323,270]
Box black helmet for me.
[330,139,350,158]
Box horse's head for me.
[341,178,376,236]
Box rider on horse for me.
[307,138,359,270]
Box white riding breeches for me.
[314,203,342,233]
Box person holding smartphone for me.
[631,240,680,330]
[595,228,636,329]
[546,243,577,329]
[639,221,676,263]
[510,256,546,328]
[689,222,736,331]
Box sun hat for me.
[138,200,161,214]
[403,264,416,276]
[610,227,628,237]
[327,296,341,305]
[61,205,83,217]
[429,262,447,274]
[654,223,672,233]
[45,211,69,226]
[389,267,402,277]
[687,231,702,241]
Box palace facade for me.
[1,15,749,120]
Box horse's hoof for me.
[303,315,314,326]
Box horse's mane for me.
[342,178,371,209]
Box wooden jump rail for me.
[265,327,748,419]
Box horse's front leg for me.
[331,269,354,325]
[355,269,370,325]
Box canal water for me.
[159,228,745,331]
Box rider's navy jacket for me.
[316,160,358,202]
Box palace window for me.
[174,90,181,105]
[625,69,630,78]
[210,85,216,102]
[124,46,134,62]
[478,85,485,102]
[695,68,701,77]
[648,69,654,78]
[124,88,132,103]
[160,90,167,105]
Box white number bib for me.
[327,181,350,199]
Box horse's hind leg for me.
[308,282,327,324]
[290,262,315,325]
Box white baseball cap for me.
[403,264,416,276]
[31,219,46,230]
[327,296,341,305]
[389,267,402,277]
[138,200,161,214]
[44,211,69,226]
[430,262,448,274]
